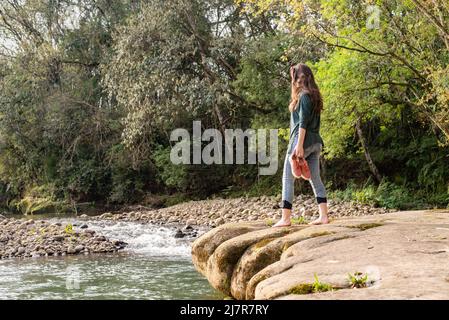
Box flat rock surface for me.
[191,210,449,300]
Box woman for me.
[273,63,329,227]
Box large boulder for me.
[192,210,449,299]
[232,225,355,299]
[191,222,267,275]
[204,225,302,296]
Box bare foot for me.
[272,219,291,227]
[308,215,329,225]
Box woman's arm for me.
[294,94,312,158]
[295,128,306,158]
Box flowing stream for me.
[0,218,222,300]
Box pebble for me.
[174,230,185,238]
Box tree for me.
[102,0,281,163]
[0,0,139,205]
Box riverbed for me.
[0,218,222,300]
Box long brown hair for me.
[288,63,323,113]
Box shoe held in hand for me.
[290,154,311,180]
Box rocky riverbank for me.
[0,194,395,260]
[91,195,395,229]
[192,210,449,300]
[0,214,127,259]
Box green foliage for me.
[162,194,191,207]
[291,216,307,225]
[289,274,335,295]
[330,180,448,210]
[348,272,369,288]
[312,274,334,293]
[64,224,74,235]
[152,146,189,192]
[14,185,61,215]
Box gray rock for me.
[101,213,113,219]
[113,240,127,248]
[94,236,106,242]
[83,229,95,236]
[67,246,76,254]
[52,235,65,242]
[174,230,185,238]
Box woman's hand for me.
[294,144,304,159]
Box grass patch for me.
[289,283,314,295]
[292,216,307,225]
[289,274,336,295]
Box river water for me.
[0,218,222,300]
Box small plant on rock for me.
[291,216,307,225]
[265,219,274,227]
[312,274,333,293]
[348,272,368,288]
[65,224,74,235]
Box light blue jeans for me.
[282,137,327,208]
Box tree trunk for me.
[355,117,382,183]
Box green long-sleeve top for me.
[287,93,324,154]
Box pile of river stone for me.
[0,215,127,260]
[92,194,396,228]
